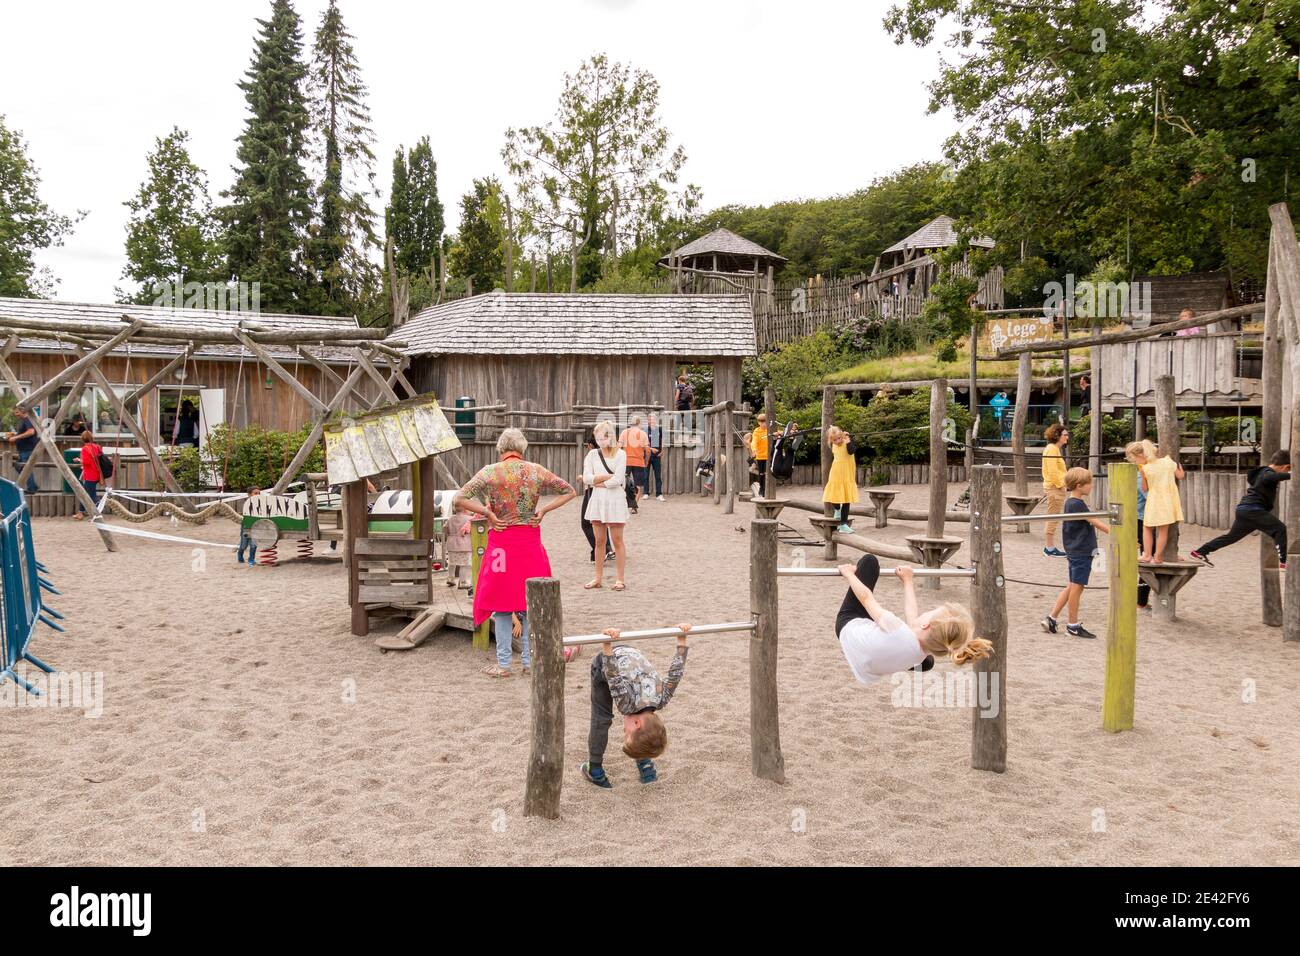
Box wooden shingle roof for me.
[397,292,756,357]
[0,297,363,362]
[882,215,995,255]
[659,228,786,265]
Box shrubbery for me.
[167,424,326,492]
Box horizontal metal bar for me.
[778,567,976,578]
[562,620,756,647]
[1001,510,1112,523]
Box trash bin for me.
[454,396,475,442]
[62,447,82,495]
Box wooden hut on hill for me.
[658,227,786,276]
[852,215,1001,310]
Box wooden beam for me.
[123,346,193,406]
[749,519,785,783]
[996,304,1259,357]
[969,466,1007,772]
[1102,461,1139,733]
[1266,203,1300,643]
[1260,234,1284,626]
[0,351,117,551]
[1011,353,1031,497]
[271,363,368,495]
[22,321,143,409]
[524,577,565,818]
[17,367,93,487]
[84,360,182,494]
[234,331,329,415]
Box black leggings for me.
[835,554,880,638]
[834,502,851,524]
[1136,519,1151,608]
[1198,507,1287,561]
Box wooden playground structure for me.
[521,464,1145,819]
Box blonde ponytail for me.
[927,603,993,665]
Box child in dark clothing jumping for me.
[581,624,691,788]
[1191,450,1291,569]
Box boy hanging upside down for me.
[581,624,691,788]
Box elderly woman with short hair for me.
[455,427,577,677]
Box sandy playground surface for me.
[3,482,1299,866]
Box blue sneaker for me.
[837,523,853,534]
[635,758,657,784]
[1043,547,1067,557]
[581,762,612,789]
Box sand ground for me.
[2,482,1298,866]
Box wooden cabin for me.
[852,215,1003,316]
[0,297,381,492]
[657,228,786,293]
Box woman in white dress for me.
[583,419,629,591]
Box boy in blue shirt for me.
[1041,467,1111,639]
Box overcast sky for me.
[3,0,958,302]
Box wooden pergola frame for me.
[0,312,423,553]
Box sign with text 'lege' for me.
[983,316,1054,354]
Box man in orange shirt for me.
[620,415,650,512]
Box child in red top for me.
[75,429,103,520]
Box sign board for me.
[982,316,1054,354]
[323,394,461,486]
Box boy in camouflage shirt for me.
[581,624,691,788]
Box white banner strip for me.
[91,520,240,549]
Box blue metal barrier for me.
[0,477,59,694]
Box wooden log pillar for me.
[523,577,564,819]
[967,321,978,475]
[763,387,776,500]
[723,404,735,514]
[711,412,721,505]
[346,479,369,637]
[1261,239,1284,626]
[1103,461,1138,733]
[1268,203,1300,643]
[470,518,490,649]
[1153,374,1180,561]
[749,518,785,783]
[969,465,1007,773]
[928,379,948,539]
[1089,325,1103,508]
[414,457,436,541]
[821,386,835,517]
[1010,352,1032,533]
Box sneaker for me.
[1041,615,1058,634]
[910,654,935,672]
[581,762,612,789]
[1066,623,1097,640]
[837,523,853,534]
[657,495,665,502]
[1189,549,1213,567]
[635,758,657,784]
[1043,547,1067,557]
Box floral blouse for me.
[458,456,575,526]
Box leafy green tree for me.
[221,0,315,313]
[503,54,699,288]
[386,137,444,277]
[0,115,79,297]
[448,178,505,293]
[307,0,378,316]
[884,0,1299,284]
[119,127,225,304]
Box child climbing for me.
[1137,439,1185,563]
[835,557,989,683]
[822,425,860,533]
[581,624,691,788]
[1191,450,1290,570]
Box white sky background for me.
[2,0,959,302]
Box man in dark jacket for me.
[1191,450,1291,569]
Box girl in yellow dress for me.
[1137,439,1185,563]
[823,426,860,532]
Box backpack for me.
[98,450,114,480]
[768,424,800,480]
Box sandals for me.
[583,580,603,590]
[612,581,626,591]
[482,663,512,678]
[563,646,582,664]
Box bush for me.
[1148,412,1262,455]
[1073,412,1135,453]
[202,424,326,493]
[859,387,973,464]
[777,396,874,464]
[742,330,858,409]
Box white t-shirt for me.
[838,611,924,685]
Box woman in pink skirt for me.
[454,428,577,677]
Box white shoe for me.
[656,495,665,502]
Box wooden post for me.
[969,465,1007,773]
[1153,374,1180,561]
[1261,239,1284,626]
[763,387,775,500]
[1103,461,1138,732]
[346,479,369,637]
[749,518,785,783]
[967,321,978,474]
[821,386,835,517]
[723,404,735,515]
[1267,203,1300,643]
[523,577,564,819]
[415,457,436,541]
[928,379,947,539]
[470,518,490,649]
[1012,352,1031,497]
[712,411,721,505]
[1089,325,1103,507]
